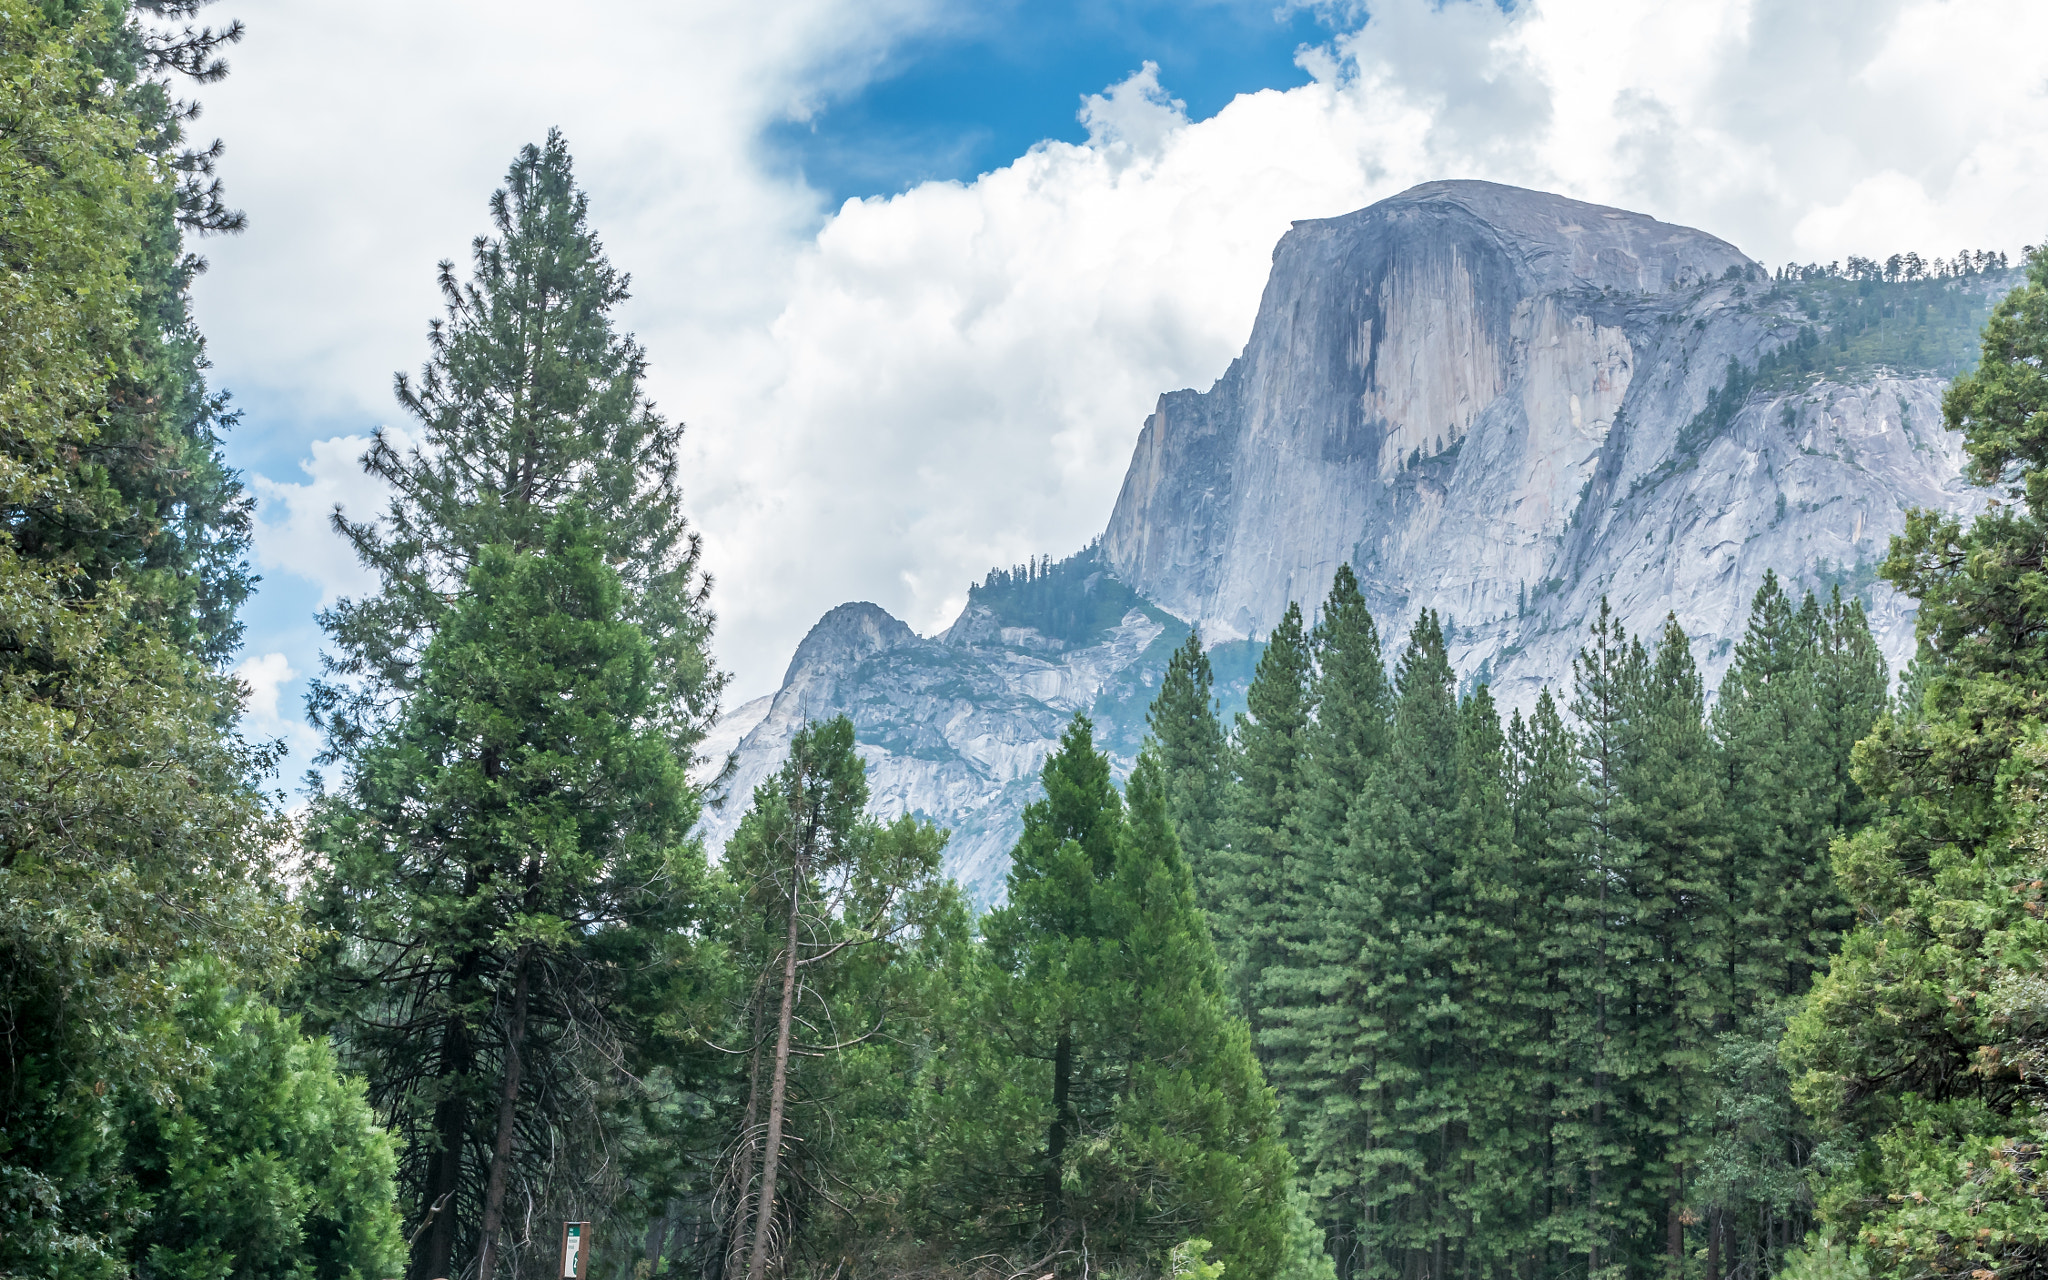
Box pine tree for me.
[312,129,718,756]
[1784,246,2048,1280]
[302,135,720,1280]
[1624,616,1727,1275]
[1314,611,1465,1280]
[1706,583,1886,1276]
[1262,568,1388,1147]
[1559,600,1648,1278]
[1215,602,1314,1026]
[1506,690,1590,1277]
[980,718,1292,1277]
[1712,573,1828,1009]
[1150,629,1227,873]
[1447,684,1525,1275]
[714,717,952,1280]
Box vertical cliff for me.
[1099,180,1994,702]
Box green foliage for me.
[1155,572,1890,1280]
[708,717,961,1279]
[964,719,1292,1278]
[1758,263,2015,390]
[1782,244,2048,1280]
[1150,629,1228,866]
[301,133,726,1280]
[121,962,404,1280]
[312,129,719,756]
[305,510,711,1279]
[0,4,364,1276]
[1212,603,1313,1027]
[969,544,1162,649]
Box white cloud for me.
[1079,61,1189,159]
[232,651,321,767]
[234,651,296,719]
[197,0,2048,717]
[249,432,398,607]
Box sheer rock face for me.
[1099,179,1985,704]
[708,180,1993,900]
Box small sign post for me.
[559,1222,591,1279]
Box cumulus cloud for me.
[233,650,321,766]
[249,432,399,608]
[235,651,297,719]
[198,0,2048,720]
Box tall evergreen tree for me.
[1,6,402,1275]
[1624,616,1728,1275]
[1506,690,1591,1277]
[1559,600,1649,1278]
[1263,568,1389,1146]
[302,135,720,1280]
[1151,629,1227,871]
[713,718,953,1280]
[1705,581,1886,1278]
[1446,685,1524,1276]
[312,129,717,756]
[980,718,1292,1277]
[1215,602,1314,1026]
[1311,611,1465,1280]
[1713,573,1829,1008]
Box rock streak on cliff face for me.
[711,180,1997,900]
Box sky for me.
[188,0,2048,784]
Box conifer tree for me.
[714,718,953,1280]
[981,718,1292,1277]
[1215,602,1314,1024]
[1293,567,1391,850]
[1706,583,1885,1275]
[1559,601,1648,1277]
[1448,685,1524,1274]
[1806,588,1888,840]
[1713,573,1828,1008]
[1150,629,1227,871]
[1313,611,1465,1279]
[1624,616,1727,1273]
[1261,568,1388,1144]
[312,129,717,754]
[1784,245,2048,1280]
[1506,690,1590,1276]
[302,135,719,1280]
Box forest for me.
[8,3,2048,1280]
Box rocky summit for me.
[705,180,2002,904]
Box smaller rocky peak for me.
[781,602,917,687]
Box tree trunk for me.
[412,956,480,1280]
[474,950,533,1280]
[745,874,804,1280]
[1043,1026,1074,1227]
[1706,1207,1720,1280]
[725,975,770,1274]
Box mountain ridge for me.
[704,180,2003,902]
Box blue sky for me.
[766,0,1330,204]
